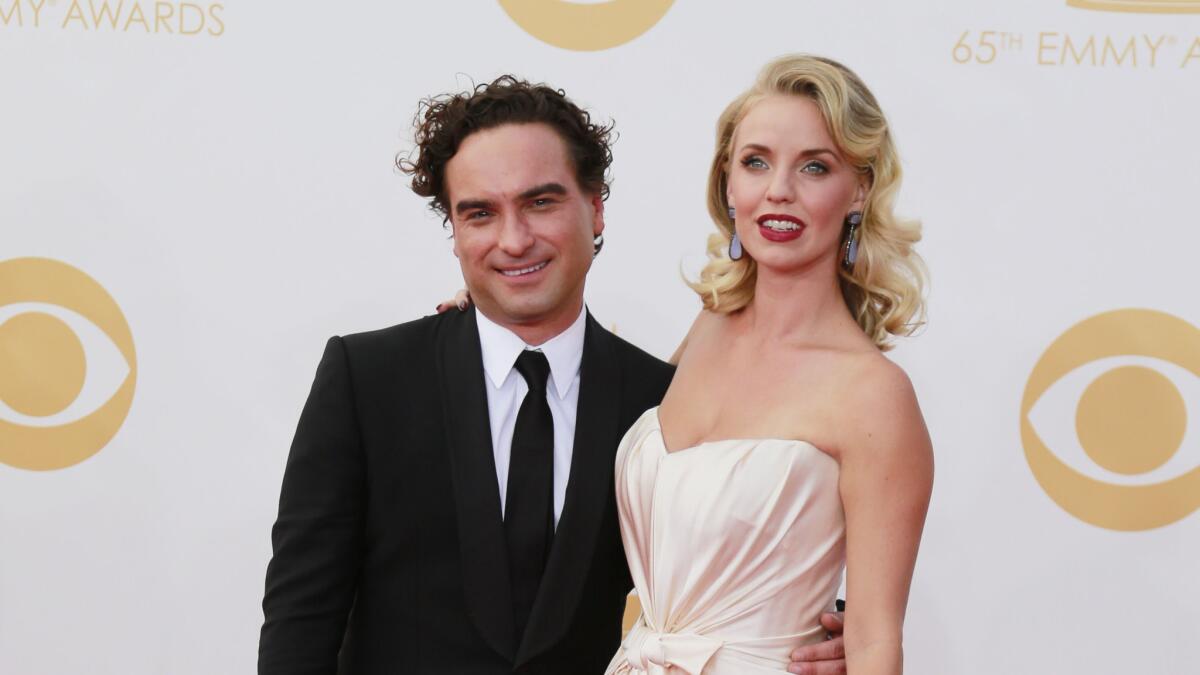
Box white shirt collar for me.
[476,305,586,400]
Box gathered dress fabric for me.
[605,407,846,675]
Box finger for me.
[435,303,449,314]
[790,635,845,663]
[454,289,470,311]
[819,611,845,633]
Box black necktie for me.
[505,350,555,643]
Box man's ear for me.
[591,192,606,237]
[449,220,461,259]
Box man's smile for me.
[497,260,550,278]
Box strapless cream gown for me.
[605,407,845,675]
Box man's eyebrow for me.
[454,198,494,215]
[518,183,568,201]
[452,183,568,215]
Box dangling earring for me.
[727,206,744,260]
[842,211,862,270]
[593,233,605,258]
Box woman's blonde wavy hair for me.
[688,54,926,351]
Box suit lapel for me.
[437,308,516,661]
[516,314,623,666]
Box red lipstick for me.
[756,214,806,243]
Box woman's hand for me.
[434,288,471,314]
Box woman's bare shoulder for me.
[670,309,730,365]
[833,352,929,458]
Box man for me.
[259,76,846,674]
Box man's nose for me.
[497,213,535,256]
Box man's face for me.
[445,123,604,336]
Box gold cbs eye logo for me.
[499,0,676,51]
[0,257,137,471]
[1021,309,1200,531]
[1067,0,1200,13]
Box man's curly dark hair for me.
[398,75,615,225]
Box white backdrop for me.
[3,1,1199,673]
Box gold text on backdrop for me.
[0,0,225,36]
[953,30,1200,68]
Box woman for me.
[604,55,931,674]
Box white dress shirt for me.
[475,306,586,527]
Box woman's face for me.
[726,94,865,277]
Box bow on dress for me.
[620,619,724,674]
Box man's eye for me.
[467,210,491,220]
[531,198,553,208]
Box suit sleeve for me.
[259,336,365,674]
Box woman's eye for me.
[741,156,768,170]
[801,161,829,175]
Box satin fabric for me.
[605,407,846,674]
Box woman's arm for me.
[838,361,933,675]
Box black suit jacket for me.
[260,308,674,675]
